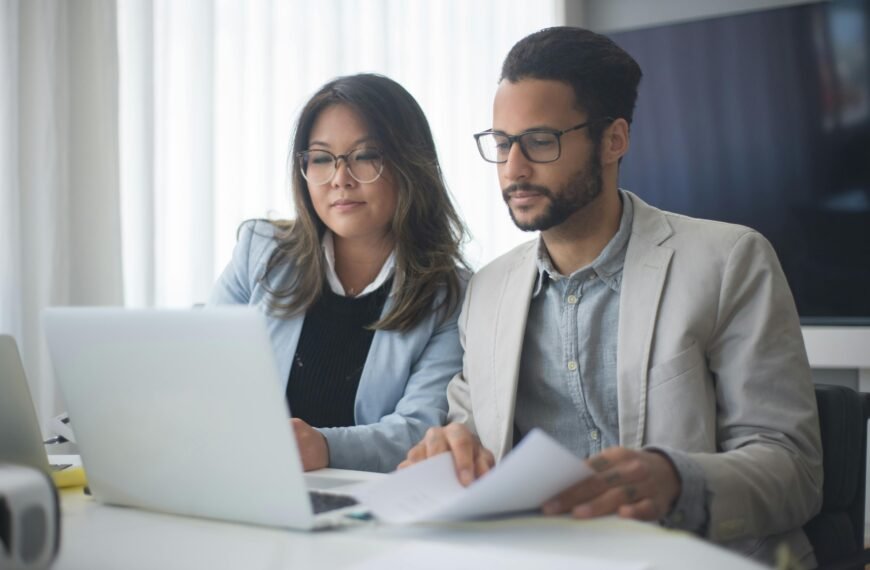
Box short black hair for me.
[501,27,642,138]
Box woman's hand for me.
[291,418,329,471]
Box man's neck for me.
[540,188,623,276]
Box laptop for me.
[43,307,372,530]
[0,334,53,475]
[0,334,63,570]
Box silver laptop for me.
[0,335,52,475]
[43,307,369,530]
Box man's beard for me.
[502,147,603,232]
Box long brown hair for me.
[261,74,468,331]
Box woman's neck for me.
[332,233,394,296]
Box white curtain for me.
[1,0,563,428]
[118,0,565,308]
[0,0,122,429]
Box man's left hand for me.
[542,447,681,521]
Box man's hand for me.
[291,418,329,471]
[398,423,495,486]
[542,447,681,521]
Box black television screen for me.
[609,0,870,324]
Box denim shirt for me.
[514,192,633,456]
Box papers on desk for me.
[348,543,650,570]
[349,428,593,524]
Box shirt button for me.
[590,429,599,440]
[567,360,578,371]
[567,294,578,305]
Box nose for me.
[331,157,356,188]
[502,141,532,182]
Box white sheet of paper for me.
[349,428,593,524]
[347,543,650,570]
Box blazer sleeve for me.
[318,278,468,473]
[208,220,273,305]
[691,231,823,542]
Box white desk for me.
[54,471,767,570]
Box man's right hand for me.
[398,423,495,486]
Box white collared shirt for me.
[321,231,397,297]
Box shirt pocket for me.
[647,341,705,390]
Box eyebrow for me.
[308,136,377,148]
[489,125,560,135]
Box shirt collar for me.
[532,189,635,296]
[321,231,397,297]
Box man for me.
[401,27,822,565]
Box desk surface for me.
[55,470,766,570]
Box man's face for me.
[492,79,603,232]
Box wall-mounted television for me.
[609,0,870,325]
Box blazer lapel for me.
[489,243,538,460]
[617,193,674,448]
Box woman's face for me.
[304,104,399,245]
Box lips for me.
[503,184,551,205]
[509,190,542,199]
[331,199,365,208]
[508,194,544,208]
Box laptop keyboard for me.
[308,490,359,514]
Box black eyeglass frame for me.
[296,147,386,185]
[473,117,614,164]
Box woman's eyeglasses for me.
[297,147,385,185]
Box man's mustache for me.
[502,183,553,202]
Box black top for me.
[286,278,393,428]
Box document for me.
[348,543,650,570]
[348,428,593,524]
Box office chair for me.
[803,384,870,570]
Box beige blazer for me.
[447,191,823,564]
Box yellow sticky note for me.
[52,466,87,489]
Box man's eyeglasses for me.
[473,118,613,164]
[297,147,385,186]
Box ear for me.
[600,118,630,166]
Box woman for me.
[210,74,469,473]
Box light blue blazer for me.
[209,220,467,472]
